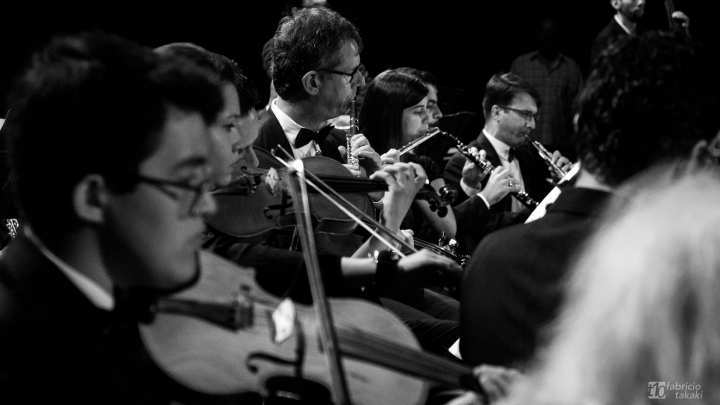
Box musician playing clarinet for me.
[444,73,572,255]
[460,31,720,370]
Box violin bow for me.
[272,147,418,256]
[664,0,678,30]
[284,158,353,404]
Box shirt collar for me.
[484,129,513,162]
[25,226,114,311]
[271,98,305,147]
[614,14,633,35]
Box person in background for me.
[510,17,583,160]
[591,0,689,64]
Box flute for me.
[347,100,359,166]
[397,127,442,156]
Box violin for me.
[207,147,455,242]
[206,147,387,242]
[138,251,485,404]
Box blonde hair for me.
[504,163,720,405]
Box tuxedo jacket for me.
[254,107,344,163]
[0,234,127,402]
[0,233,262,404]
[459,187,612,368]
[444,128,554,254]
[591,18,646,64]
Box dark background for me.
[0,0,714,115]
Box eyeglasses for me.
[135,174,212,217]
[317,64,362,83]
[499,106,539,122]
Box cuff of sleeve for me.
[460,179,480,197]
[476,193,490,209]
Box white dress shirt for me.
[271,99,322,159]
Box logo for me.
[648,382,667,399]
[648,382,703,400]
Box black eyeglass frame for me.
[317,64,362,83]
[135,174,212,216]
[498,106,540,122]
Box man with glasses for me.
[0,32,226,402]
[460,31,720,370]
[444,72,571,255]
[254,7,382,179]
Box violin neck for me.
[316,175,389,194]
[336,327,478,391]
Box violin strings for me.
[270,148,417,254]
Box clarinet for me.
[346,100,359,167]
[440,130,539,210]
[524,135,566,181]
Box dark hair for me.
[576,31,720,187]
[396,67,438,88]
[155,42,259,115]
[7,32,223,239]
[272,7,362,102]
[359,69,429,154]
[482,72,542,121]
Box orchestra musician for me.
[254,6,382,181]
[460,30,720,370]
[156,42,467,359]
[444,73,572,255]
[358,68,461,349]
[591,0,690,64]
[0,32,230,403]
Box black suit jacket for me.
[0,234,123,401]
[459,187,612,368]
[591,18,646,64]
[254,107,344,163]
[444,129,554,254]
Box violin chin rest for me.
[264,376,332,405]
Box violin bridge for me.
[269,298,297,344]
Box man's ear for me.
[72,174,109,224]
[610,0,621,11]
[301,71,321,96]
[491,105,502,121]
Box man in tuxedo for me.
[460,31,720,368]
[255,7,381,178]
[0,32,230,402]
[444,73,570,254]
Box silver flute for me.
[346,100,359,166]
[397,127,442,156]
[524,135,567,180]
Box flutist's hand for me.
[380,149,400,166]
[550,150,573,174]
[462,147,489,189]
[350,134,383,174]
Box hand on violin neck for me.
[672,10,690,35]
[398,249,462,285]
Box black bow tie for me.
[508,147,517,163]
[294,125,335,148]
